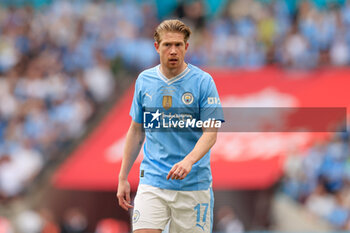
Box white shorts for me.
[132,184,213,233]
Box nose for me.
[170,45,177,55]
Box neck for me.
[160,63,187,79]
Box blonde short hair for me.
[154,19,192,44]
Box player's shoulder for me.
[134,66,159,89]
[138,65,158,78]
[188,64,213,82]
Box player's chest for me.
[141,84,199,110]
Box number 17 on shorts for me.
[194,203,209,231]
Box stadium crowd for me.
[0,1,119,199]
[283,126,350,230]
[0,0,350,232]
[0,207,129,233]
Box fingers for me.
[117,195,133,210]
[116,192,133,211]
[173,169,185,180]
[167,165,188,180]
[167,164,176,180]
[178,170,186,179]
[123,199,134,209]
[166,170,173,180]
[117,195,126,210]
[167,165,180,180]
[117,193,127,211]
[125,191,131,204]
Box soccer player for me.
[117,19,224,233]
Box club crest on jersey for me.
[182,92,194,105]
[162,96,172,110]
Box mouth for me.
[168,58,178,63]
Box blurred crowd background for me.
[283,129,350,230]
[0,0,349,232]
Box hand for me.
[116,179,133,211]
[167,159,193,180]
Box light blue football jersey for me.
[130,64,224,191]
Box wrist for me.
[184,156,196,165]
[119,174,128,181]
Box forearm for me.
[184,128,218,165]
[167,127,218,180]
[119,121,145,180]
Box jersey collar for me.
[157,64,191,85]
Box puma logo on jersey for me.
[145,92,152,100]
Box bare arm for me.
[117,120,145,210]
[167,126,218,180]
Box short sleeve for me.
[199,74,225,122]
[129,78,143,123]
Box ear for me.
[185,42,189,51]
[154,42,160,54]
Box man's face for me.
[155,32,189,70]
